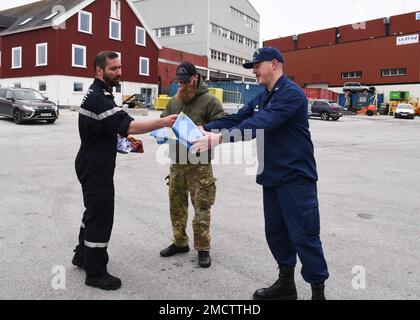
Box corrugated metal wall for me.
[263,11,420,88]
[168,81,265,106]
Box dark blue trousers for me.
[263,179,329,284]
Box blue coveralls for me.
[75,78,133,277]
[204,75,329,284]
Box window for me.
[110,19,121,40]
[14,83,21,88]
[341,71,362,79]
[19,17,34,26]
[12,47,22,69]
[36,43,48,66]
[111,0,121,20]
[43,11,59,21]
[155,25,193,37]
[139,57,149,76]
[230,6,259,31]
[210,49,228,62]
[72,44,86,68]
[78,11,92,34]
[211,23,256,48]
[382,68,406,77]
[39,81,47,92]
[175,25,185,35]
[74,82,84,92]
[136,27,146,46]
[160,27,170,37]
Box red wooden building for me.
[0,0,161,107]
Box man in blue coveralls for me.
[191,47,329,300]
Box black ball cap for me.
[175,62,197,82]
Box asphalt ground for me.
[0,110,419,300]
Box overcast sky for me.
[1,0,419,41]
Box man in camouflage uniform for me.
[159,62,225,268]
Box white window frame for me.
[136,26,146,46]
[381,68,406,77]
[78,11,92,34]
[186,24,193,34]
[11,47,22,69]
[36,43,48,67]
[72,44,87,68]
[109,19,121,41]
[111,0,121,20]
[139,57,149,76]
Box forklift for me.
[348,92,379,116]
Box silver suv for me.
[343,82,376,94]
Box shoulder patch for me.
[102,89,112,97]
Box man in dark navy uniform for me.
[192,47,329,300]
[72,51,177,290]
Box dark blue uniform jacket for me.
[204,75,318,187]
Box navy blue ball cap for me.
[243,47,284,69]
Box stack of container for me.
[303,88,339,102]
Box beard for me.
[176,80,198,104]
[103,73,121,87]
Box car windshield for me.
[330,103,342,108]
[398,105,413,110]
[14,89,45,100]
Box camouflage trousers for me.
[168,163,217,251]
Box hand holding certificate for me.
[150,112,204,150]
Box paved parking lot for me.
[0,110,419,300]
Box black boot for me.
[198,251,211,268]
[253,266,297,300]
[85,272,122,290]
[311,283,326,300]
[160,243,190,257]
[71,248,84,269]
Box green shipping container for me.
[390,91,410,100]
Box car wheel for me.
[320,112,330,121]
[394,114,398,119]
[331,117,339,121]
[366,110,374,116]
[13,110,23,124]
[46,119,56,124]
